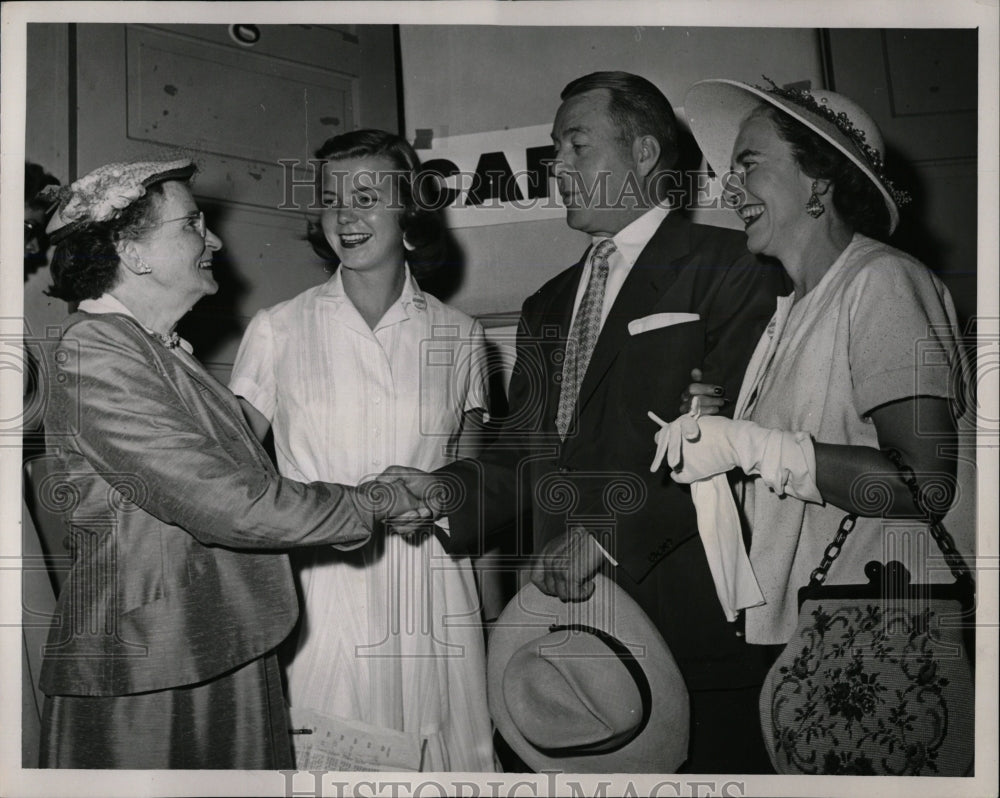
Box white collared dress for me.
[230,267,495,771]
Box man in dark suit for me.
[391,72,786,773]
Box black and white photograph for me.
[1,2,997,797]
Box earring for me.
[805,181,825,219]
[403,236,416,252]
[135,257,152,275]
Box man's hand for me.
[530,526,605,602]
[375,465,440,536]
[357,475,427,531]
[679,368,727,416]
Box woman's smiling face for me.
[129,180,222,306]
[725,112,815,261]
[320,155,407,274]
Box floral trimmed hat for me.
[39,158,196,244]
[683,78,909,234]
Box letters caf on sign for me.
[415,124,565,229]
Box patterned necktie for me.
[556,238,616,439]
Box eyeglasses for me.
[155,211,207,239]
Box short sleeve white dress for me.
[230,266,495,771]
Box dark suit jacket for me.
[39,312,371,697]
[439,214,788,689]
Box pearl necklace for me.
[154,331,181,349]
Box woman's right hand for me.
[679,368,727,415]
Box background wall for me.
[825,28,978,328]
[398,25,825,317]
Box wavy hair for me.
[306,129,446,278]
[46,183,168,302]
[561,71,680,177]
[755,105,891,240]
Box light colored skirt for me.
[285,530,496,771]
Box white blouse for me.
[230,267,488,485]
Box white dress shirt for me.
[568,204,671,331]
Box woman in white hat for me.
[654,80,968,648]
[34,159,410,768]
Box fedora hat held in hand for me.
[488,574,690,773]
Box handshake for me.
[359,465,450,535]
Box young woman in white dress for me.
[230,130,496,771]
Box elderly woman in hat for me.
[34,159,413,769]
[648,80,966,648]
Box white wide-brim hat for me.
[683,78,905,234]
[488,574,689,773]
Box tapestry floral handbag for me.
[759,451,976,776]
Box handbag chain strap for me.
[883,447,974,587]
[809,513,857,586]
[808,448,973,588]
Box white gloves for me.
[650,414,823,504]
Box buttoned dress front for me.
[230,267,495,771]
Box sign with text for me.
[418,124,564,229]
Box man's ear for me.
[633,134,661,180]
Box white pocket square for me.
[628,312,700,336]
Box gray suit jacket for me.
[39,312,371,696]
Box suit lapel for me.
[168,348,265,445]
[118,316,259,444]
[172,348,242,413]
[103,313,233,410]
[576,214,693,412]
[166,346,278,469]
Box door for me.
[74,23,400,381]
[823,28,977,328]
